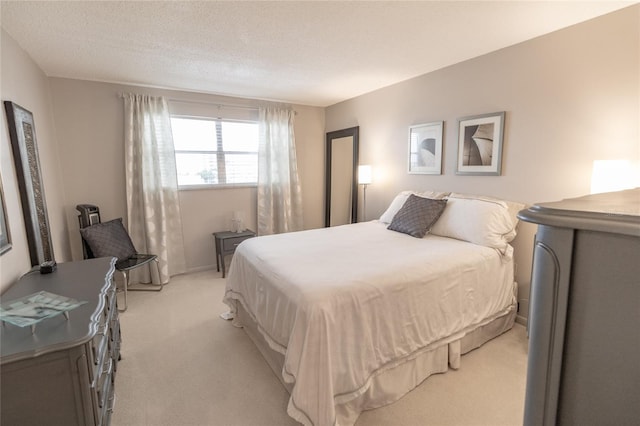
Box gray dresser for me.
[518,189,640,426]
[1,257,121,426]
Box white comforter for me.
[223,221,515,426]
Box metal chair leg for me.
[116,259,163,312]
[128,258,164,292]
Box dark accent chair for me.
[77,204,162,312]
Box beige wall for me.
[2,7,637,313]
[47,78,325,273]
[1,30,324,290]
[1,30,71,293]
[325,6,640,323]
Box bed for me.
[223,191,524,426]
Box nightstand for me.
[213,230,256,278]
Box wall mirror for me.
[325,126,359,227]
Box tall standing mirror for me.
[325,126,359,227]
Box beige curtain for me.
[123,93,186,283]
[257,106,303,235]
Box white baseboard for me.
[184,264,219,275]
[515,314,528,327]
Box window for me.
[171,116,259,187]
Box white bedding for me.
[223,221,515,426]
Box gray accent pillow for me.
[80,218,137,261]
[387,195,447,238]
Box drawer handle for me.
[91,357,113,388]
[107,392,116,413]
[97,323,108,336]
[103,357,112,374]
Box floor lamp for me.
[358,165,372,222]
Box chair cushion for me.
[80,218,137,261]
[116,254,157,271]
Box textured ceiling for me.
[1,1,635,107]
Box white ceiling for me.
[1,1,635,107]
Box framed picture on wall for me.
[456,112,505,176]
[408,121,443,175]
[0,173,11,255]
[4,101,55,266]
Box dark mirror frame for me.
[325,126,359,227]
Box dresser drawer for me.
[100,376,116,426]
[109,319,121,372]
[89,282,118,385]
[92,357,114,426]
[90,324,109,385]
[96,358,113,408]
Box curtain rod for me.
[169,98,297,115]
[167,98,259,111]
[118,93,296,114]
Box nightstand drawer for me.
[222,236,250,252]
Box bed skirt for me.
[235,301,516,425]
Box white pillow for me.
[430,194,522,251]
[449,192,525,233]
[420,190,450,200]
[379,191,413,223]
[379,190,449,224]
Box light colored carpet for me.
[111,269,528,426]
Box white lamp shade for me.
[591,160,634,194]
[358,165,372,185]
